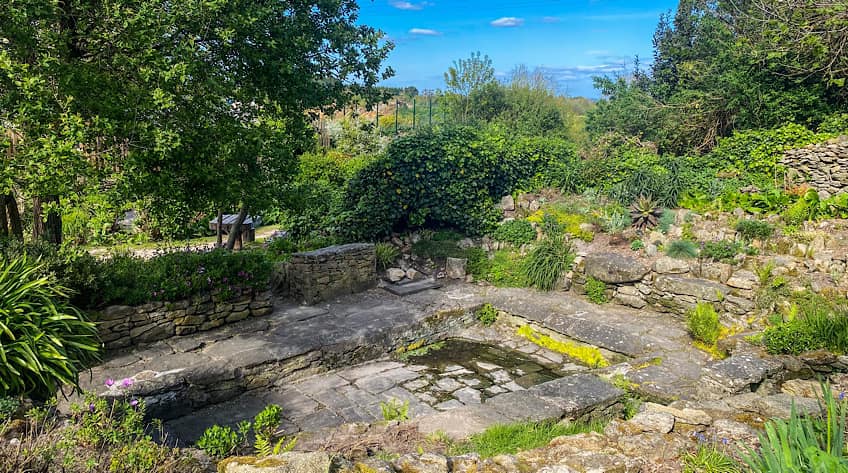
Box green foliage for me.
[448,419,606,459]
[701,240,745,263]
[480,250,527,288]
[374,243,400,270]
[252,404,295,457]
[97,249,272,307]
[818,113,848,134]
[630,239,645,251]
[687,303,721,345]
[522,234,575,291]
[475,304,498,326]
[196,422,250,459]
[380,398,410,422]
[0,397,20,422]
[584,277,608,304]
[666,240,699,259]
[527,207,593,241]
[411,239,465,261]
[0,256,100,399]
[741,382,848,472]
[493,219,536,246]
[734,220,774,243]
[681,443,741,473]
[397,341,445,361]
[762,296,848,355]
[465,248,491,280]
[341,127,578,240]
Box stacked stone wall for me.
[279,243,376,305]
[96,291,273,350]
[782,136,848,198]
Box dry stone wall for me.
[96,291,273,350]
[782,136,848,198]
[278,243,376,305]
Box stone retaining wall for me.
[782,136,848,198]
[572,253,759,325]
[96,291,273,350]
[277,243,376,305]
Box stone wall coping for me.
[293,243,374,258]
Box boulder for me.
[652,257,691,275]
[498,195,516,211]
[386,268,406,282]
[446,258,467,280]
[394,453,449,473]
[219,452,331,473]
[584,254,650,284]
[701,353,783,396]
[726,270,758,290]
[628,411,674,434]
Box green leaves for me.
[0,255,100,399]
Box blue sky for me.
[357,0,678,98]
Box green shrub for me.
[465,247,491,280]
[741,382,847,472]
[665,240,699,259]
[448,419,606,459]
[0,256,101,399]
[380,398,409,422]
[584,277,607,304]
[522,235,575,291]
[630,239,645,251]
[484,250,527,288]
[762,303,848,355]
[734,219,774,243]
[701,240,744,263]
[686,302,721,345]
[252,404,296,457]
[475,303,498,326]
[493,219,536,246]
[197,422,251,459]
[0,397,20,422]
[374,243,400,270]
[411,239,465,260]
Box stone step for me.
[382,280,442,296]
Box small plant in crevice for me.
[447,419,607,459]
[397,341,446,361]
[522,234,575,291]
[197,422,251,459]
[374,242,400,270]
[687,302,721,345]
[253,404,295,457]
[584,276,608,304]
[665,240,699,259]
[682,442,741,473]
[0,396,20,422]
[701,240,746,263]
[735,219,774,244]
[629,195,663,232]
[658,209,676,234]
[609,374,641,420]
[517,325,609,368]
[380,398,410,422]
[475,303,498,326]
[630,239,645,251]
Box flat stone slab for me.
[382,280,442,296]
[529,374,624,418]
[484,391,565,422]
[416,404,512,439]
[584,253,650,284]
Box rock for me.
[643,403,712,426]
[219,452,331,473]
[584,254,650,284]
[499,195,516,212]
[446,258,467,280]
[701,353,783,396]
[780,379,824,398]
[653,276,729,302]
[614,291,647,309]
[652,257,691,274]
[628,411,675,433]
[645,244,658,257]
[386,268,406,282]
[727,270,758,290]
[449,454,482,473]
[710,419,759,442]
[754,394,822,419]
[394,453,449,473]
[405,269,423,281]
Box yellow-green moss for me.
[527,209,594,242]
[516,325,609,368]
[692,340,728,360]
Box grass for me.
[517,325,609,368]
[447,419,606,458]
[681,443,741,473]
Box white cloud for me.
[490,17,524,27]
[409,28,442,36]
[390,1,433,11]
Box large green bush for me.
[0,256,101,399]
[340,127,579,240]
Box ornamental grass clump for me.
[522,234,575,291]
[0,256,101,399]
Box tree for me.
[0,0,393,247]
[444,51,496,122]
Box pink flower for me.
[129,398,139,407]
[105,378,115,387]
[121,378,134,388]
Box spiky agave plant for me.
[629,195,663,232]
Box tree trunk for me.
[0,194,8,239]
[33,195,62,245]
[6,193,23,240]
[225,205,248,251]
[216,210,223,248]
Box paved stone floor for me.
[79,282,744,445]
